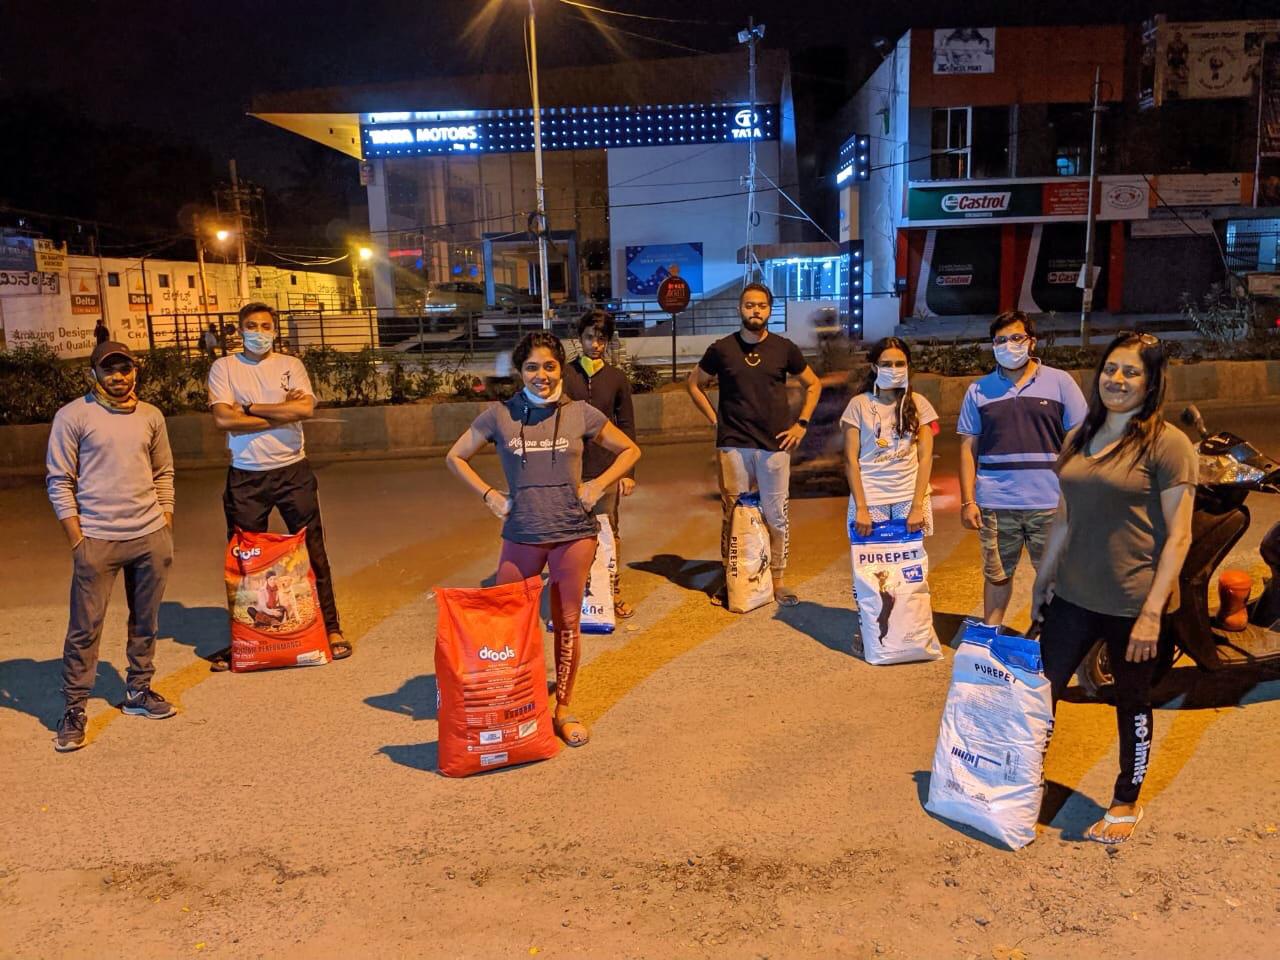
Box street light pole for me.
[528,0,552,330]
[1079,66,1103,348]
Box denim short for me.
[978,508,1056,582]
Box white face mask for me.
[993,340,1031,370]
[242,330,274,355]
[875,366,909,390]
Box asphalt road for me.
[1,400,1278,958]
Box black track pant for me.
[1040,596,1157,805]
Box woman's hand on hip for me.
[483,489,512,519]
[1126,609,1162,662]
[578,481,602,511]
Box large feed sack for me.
[435,576,560,778]
[727,492,773,613]
[224,529,331,673]
[580,517,616,635]
[926,621,1054,849]
[850,520,941,664]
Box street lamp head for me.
[358,246,373,261]
[215,229,231,242]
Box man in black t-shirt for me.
[687,282,822,606]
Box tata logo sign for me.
[731,109,763,140]
[941,192,1011,213]
[368,125,480,146]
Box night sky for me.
[1,0,1270,244]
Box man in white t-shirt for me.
[207,303,350,666]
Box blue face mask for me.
[242,330,274,355]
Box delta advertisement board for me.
[907,177,1149,226]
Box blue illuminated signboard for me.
[625,243,704,296]
[836,133,872,184]
[361,104,780,158]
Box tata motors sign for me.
[908,177,1150,226]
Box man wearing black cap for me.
[46,342,177,752]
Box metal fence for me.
[143,294,809,361]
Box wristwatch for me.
[797,418,810,428]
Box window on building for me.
[931,107,971,179]
[157,274,170,288]
[1047,104,1092,178]
[290,274,297,285]
[107,272,120,287]
[255,276,263,288]
[971,106,1011,178]
[187,275,196,288]
[1226,219,1280,274]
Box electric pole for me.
[194,213,212,331]
[229,159,250,304]
[528,0,552,329]
[738,19,766,286]
[1080,66,1103,347]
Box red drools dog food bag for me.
[434,576,560,777]
[224,529,331,673]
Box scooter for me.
[1076,404,1280,696]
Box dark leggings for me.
[1040,596,1158,805]
[496,537,597,708]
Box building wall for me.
[846,35,913,299]
[907,26,1125,108]
[606,141,782,302]
[0,254,351,359]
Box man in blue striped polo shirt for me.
[957,311,1087,627]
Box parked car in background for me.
[494,283,541,314]
[423,281,486,321]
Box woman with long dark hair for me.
[1031,333,1197,843]
[841,337,938,537]
[447,331,641,747]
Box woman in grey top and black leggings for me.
[1031,333,1197,844]
[447,332,641,748]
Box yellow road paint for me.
[573,512,841,726]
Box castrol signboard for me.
[939,192,1011,215]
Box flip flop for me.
[774,588,800,607]
[329,635,353,661]
[208,648,232,672]
[1086,806,1145,844]
[614,600,636,620]
[553,714,590,747]
[709,589,728,608]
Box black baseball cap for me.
[90,341,136,367]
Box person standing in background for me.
[562,308,638,619]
